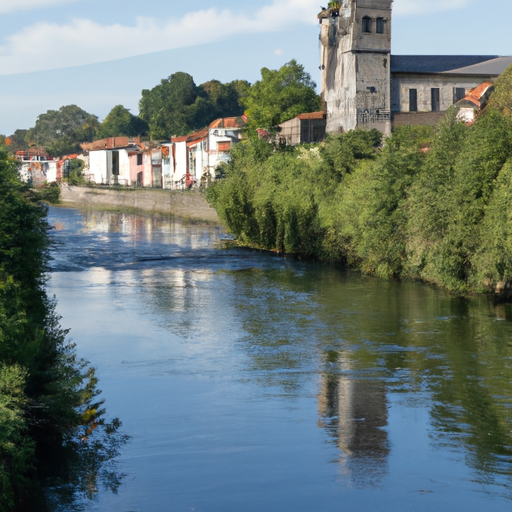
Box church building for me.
[319,1,512,135]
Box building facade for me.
[320,0,393,136]
[319,1,512,134]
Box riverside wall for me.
[59,185,220,223]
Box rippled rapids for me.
[47,206,512,512]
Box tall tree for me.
[26,105,99,157]
[241,60,322,134]
[139,72,200,139]
[139,73,249,139]
[97,105,148,139]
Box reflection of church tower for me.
[319,0,392,135]
[317,353,389,482]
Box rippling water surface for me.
[47,206,512,512]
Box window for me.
[362,16,372,33]
[409,89,418,112]
[453,87,466,103]
[431,88,440,112]
[376,18,385,34]
[137,153,143,166]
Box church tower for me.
[319,0,393,135]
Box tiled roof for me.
[209,116,246,129]
[81,136,142,151]
[297,111,326,120]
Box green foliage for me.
[486,63,512,116]
[209,101,512,294]
[32,182,61,204]
[470,159,512,291]
[337,126,434,278]
[241,60,322,134]
[97,105,149,139]
[208,131,381,257]
[0,150,125,510]
[64,158,86,186]
[139,72,247,139]
[6,130,30,153]
[27,105,100,157]
[0,365,32,511]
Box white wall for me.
[89,150,108,184]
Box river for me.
[47,206,512,512]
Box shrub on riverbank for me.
[0,150,124,510]
[207,79,512,294]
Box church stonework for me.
[320,0,393,136]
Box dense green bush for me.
[209,84,512,294]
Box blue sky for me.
[0,0,510,135]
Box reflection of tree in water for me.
[226,264,512,485]
[317,357,389,486]
[426,298,512,483]
[45,416,129,511]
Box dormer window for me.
[362,16,372,33]
[376,18,385,34]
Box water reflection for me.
[317,367,389,485]
[48,207,512,510]
[223,264,512,489]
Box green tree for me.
[27,105,99,157]
[241,60,322,134]
[139,72,201,138]
[199,79,249,121]
[0,150,126,510]
[139,73,249,139]
[7,130,29,153]
[97,105,148,139]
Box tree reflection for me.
[224,264,512,485]
[43,415,129,511]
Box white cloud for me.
[394,0,474,15]
[0,0,79,14]
[0,0,319,75]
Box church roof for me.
[444,56,512,76]
[390,55,501,75]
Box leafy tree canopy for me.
[139,72,249,139]
[6,129,29,152]
[26,105,100,157]
[241,59,322,134]
[97,105,149,139]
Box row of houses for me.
[81,116,246,189]
[16,116,246,188]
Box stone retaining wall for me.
[59,185,220,223]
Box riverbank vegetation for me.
[0,150,125,511]
[207,68,512,295]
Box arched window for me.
[362,16,372,33]
[376,18,385,34]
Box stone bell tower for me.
[319,0,392,135]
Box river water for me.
[46,206,512,512]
